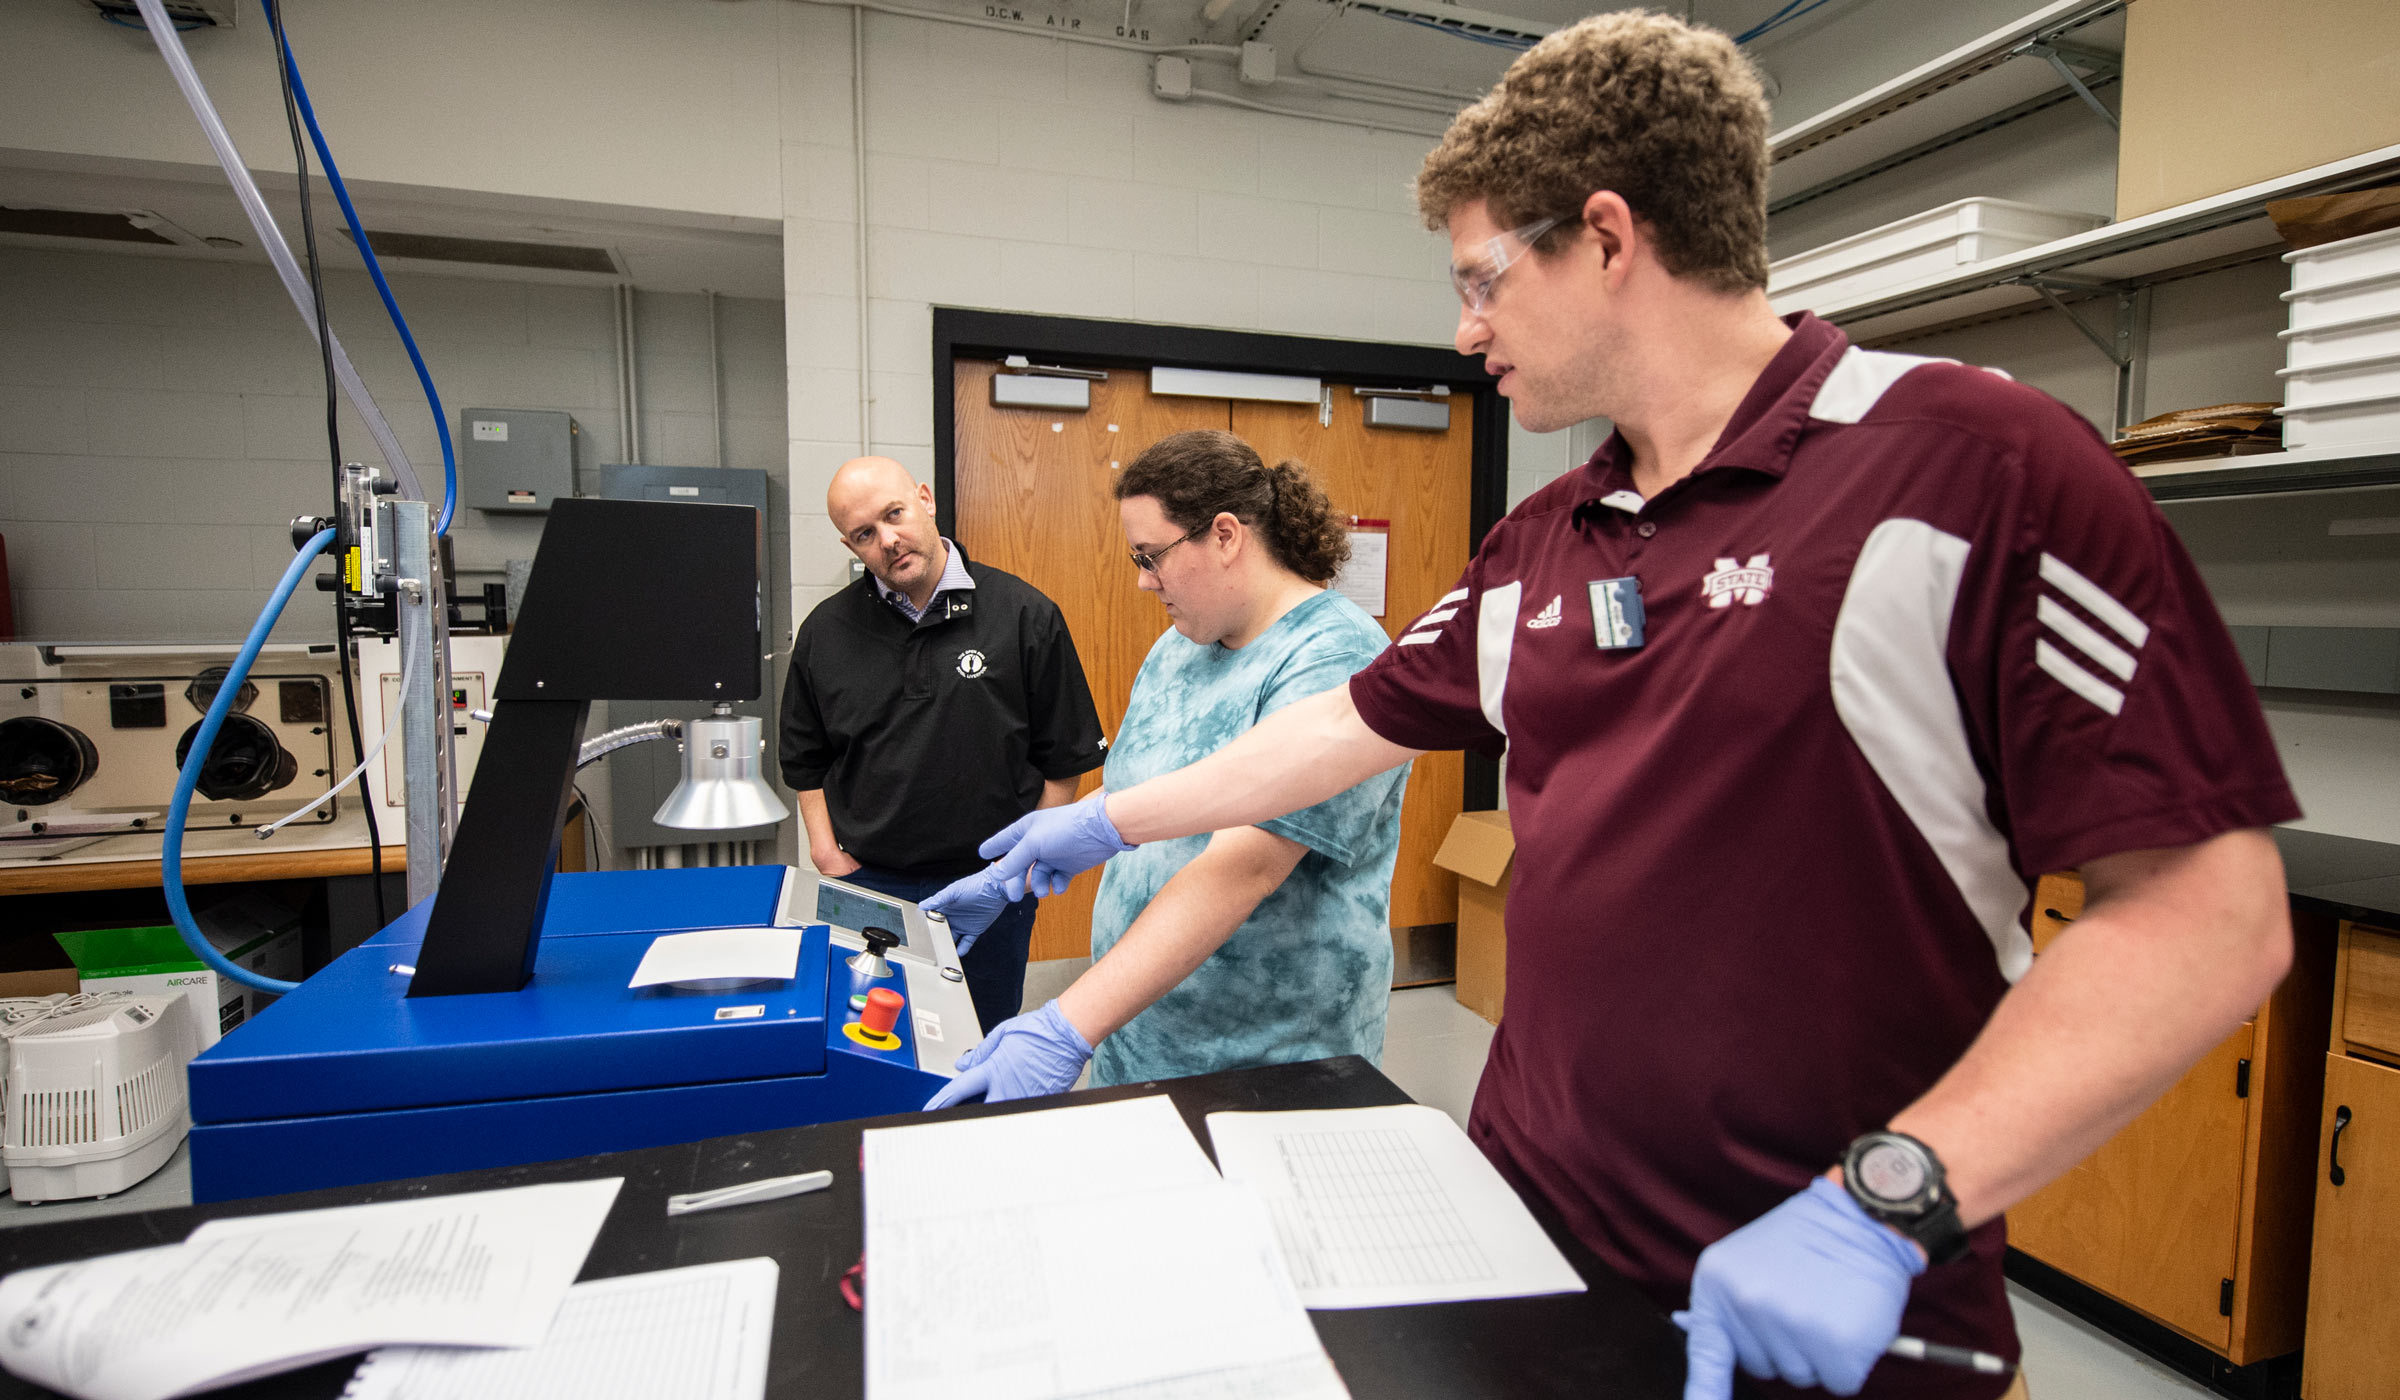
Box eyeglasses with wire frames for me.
[1129,523,1208,574]
[1451,214,1566,314]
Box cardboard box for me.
[46,916,295,1053]
[1432,810,1514,1024]
[0,969,80,1000]
[2117,0,2400,221]
[0,926,81,1000]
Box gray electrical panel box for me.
[459,408,579,513]
[592,464,781,849]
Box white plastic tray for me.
[1768,198,2108,314]
[2278,348,2400,409]
[2280,309,2400,370]
[2277,389,2400,451]
[2283,224,2400,293]
[2281,266,2400,331]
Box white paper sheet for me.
[867,1095,1218,1203]
[342,1258,777,1400]
[863,1097,1346,1400]
[0,1178,622,1400]
[1332,530,1388,619]
[627,928,801,988]
[1206,1105,1586,1309]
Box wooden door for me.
[955,361,1476,962]
[2302,1053,2400,1400]
[1232,392,1472,930]
[952,360,1225,961]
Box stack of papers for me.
[345,1258,778,1400]
[1207,1105,1586,1309]
[862,1097,1347,1400]
[862,1097,1587,1400]
[0,1179,622,1400]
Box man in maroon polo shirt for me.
[955,13,2296,1398]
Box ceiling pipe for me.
[785,0,1475,113]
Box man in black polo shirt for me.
[781,456,1105,1033]
[966,14,2298,1400]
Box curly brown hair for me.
[1115,430,1350,585]
[1414,11,1771,294]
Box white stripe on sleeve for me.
[2035,596,2136,681]
[2035,638,2126,716]
[2038,553,2148,648]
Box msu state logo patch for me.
[1702,554,1773,608]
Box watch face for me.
[1856,1141,1928,1205]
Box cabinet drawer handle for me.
[2330,1105,2353,1187]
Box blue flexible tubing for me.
[161,529,335,996]
[262,0,458,538]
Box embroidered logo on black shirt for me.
[955,649,988,678]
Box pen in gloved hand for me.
[1886,1336,2011,1375]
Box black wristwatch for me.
[1841,1131,1970,1266]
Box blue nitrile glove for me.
[922,1000,1093,1110]
[1674,1177,1926,1399]
[920,865,1012,956]
[978,792,1135,901]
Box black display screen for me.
[816,883,913,952]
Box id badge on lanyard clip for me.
[1590,577,1645,650]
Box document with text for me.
[343,1257,777,1400]
[0,1178,621,1400]
[863,1097,1347,1400]
[1207,1105,1586,1309]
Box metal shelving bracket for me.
[2017,276,2151,432]
[2014,38,2120,130]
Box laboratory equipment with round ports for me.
[174,715,300,804]
[0,716,100,808]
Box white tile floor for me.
[0,970,2224,1400]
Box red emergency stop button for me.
[861,986,905,1037]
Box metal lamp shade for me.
[652,713,789,830]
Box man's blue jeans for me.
[838,864,1039,1036]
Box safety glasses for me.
[1128,524,1207,574]
[1451,214,1566,314]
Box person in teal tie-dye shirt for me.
[923,430,1409,1104]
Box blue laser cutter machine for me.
[186,866,979,1201]
[185,501,983,1201]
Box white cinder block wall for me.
[0,2,1585,648]
[770,6,1581,621]
[0,245,785,644]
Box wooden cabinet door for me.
[2007,1022,2256,1348]
[2302,1053,2400,1400]
[951,360,1227,961]
[1231,391,1473,931]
